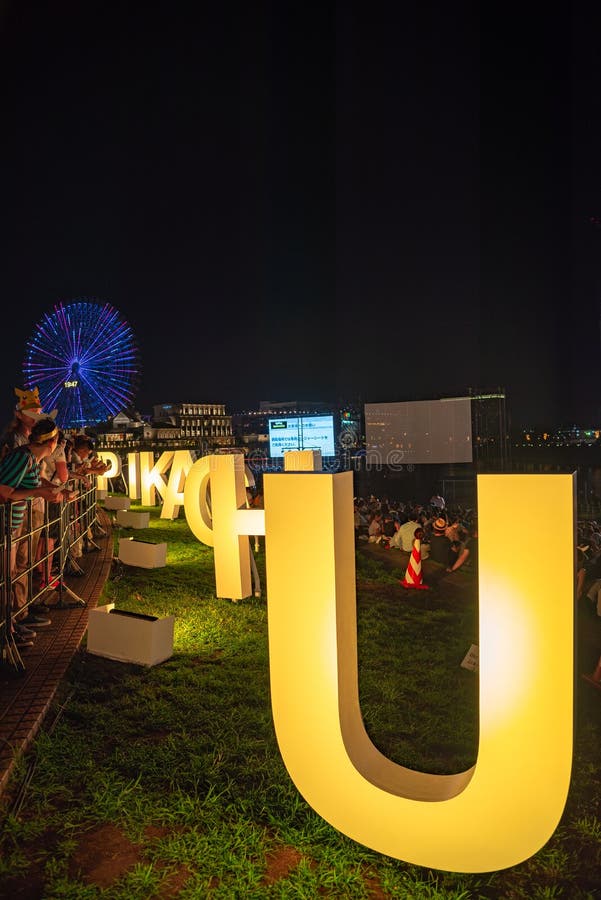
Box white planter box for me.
[103,496,131,510]
[87,603,174,666]
[118,537,167,569]
[116,509,150,529]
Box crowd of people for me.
[357,491,601,623]
[355,493,478,576]
[0,387,109,654]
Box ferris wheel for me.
[23,300,140,429]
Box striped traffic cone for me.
[400,539,429,590]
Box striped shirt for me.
[0,446,41,530]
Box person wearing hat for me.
[0,387,60,486]
[427,516,454,567]
[0,417,70,647]
[0,387,47,458]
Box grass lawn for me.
[0,506,599,898]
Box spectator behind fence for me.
[40,429,69,486]
[37,429,71,591]
[0,418,70,648]
[0,388,61,623]
[71,435,110,481]
[1,386,46,459]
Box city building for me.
[152,402,234,451]
[516,425,601,449]
[93,402,234,455]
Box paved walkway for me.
[0,510,113,795]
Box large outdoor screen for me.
[268,415,336,458]
[365,398,473,465]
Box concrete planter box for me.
[116,509,151,529]
[103,496,131,510]
[96,488,108,500]
[118,537,167,569]
[87,603,174,666]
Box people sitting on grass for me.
[446,537,473,574]
[390,511,421,552]
[427,516,454,567]
[576,543,601,611]
[368,513,385,544]
[584,576,601,617]
[444,515,465,544]
[382,513,397,544]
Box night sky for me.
[1,2,600,429]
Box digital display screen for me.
[365,398,473,464]
[268,415,336,458]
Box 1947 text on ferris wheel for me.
[23,300,140,430]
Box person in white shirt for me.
[389,517,419,551]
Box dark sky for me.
[1,2,600,429]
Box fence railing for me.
[0,479,104,673]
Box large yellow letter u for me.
[263,472,574,873]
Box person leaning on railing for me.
[66,435,109,560]
[0,387,64,608]
[35,429,73,591]
[70,435,110,483]
[0,418,75,649]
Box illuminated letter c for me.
[184,454,264,599]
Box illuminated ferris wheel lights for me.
[24,300,140,428]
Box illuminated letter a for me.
[263,472,574,873]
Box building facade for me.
[94,402,234,455]
[152,402,234,449]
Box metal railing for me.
[0,479,103,673]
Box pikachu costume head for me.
[15,386,42,412]
[14,387,57,421]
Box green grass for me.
[0,506,599,898]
